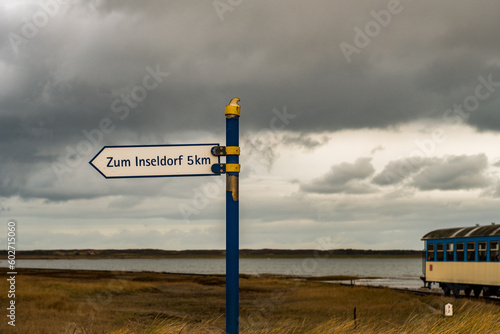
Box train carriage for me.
[421,224,500,297]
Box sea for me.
[3,257,424,289]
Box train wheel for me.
[452,287,461,298]
[443,286,451,297]
[464,288,471,297]
[473,287,482,297]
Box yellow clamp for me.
[226,164,241,173]
[226,146,240,155]
[225,97,241,117]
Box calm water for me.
[3,257,423,288]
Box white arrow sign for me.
[89,144,220,178]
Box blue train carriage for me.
[421,224,500,297]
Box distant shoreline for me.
[5,248,422,260]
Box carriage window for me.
[456,242,464,261]
[446,243,454,261]
[467,242,475,261]
[490,241,499,262]
[436,243,444,261]
[478,242,487,261]
[427,243,435,261]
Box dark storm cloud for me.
[2,0,500,202]
[300,157,375,194]
[4,1,500,133]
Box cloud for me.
[370,145,384,155]
[300,157,375,194]
[372,154,493,191]
[3,1,500,142]
[493,182,500,198]
[372,157,435,186]
[3,1,500,250]
[411,154,491,191]
[281,133,330,150]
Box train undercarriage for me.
[421,276,500,297]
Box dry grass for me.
[0,269,499,333]
[113,303,500,334]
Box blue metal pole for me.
[225,98,240,334]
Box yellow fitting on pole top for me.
[225,97,241,116]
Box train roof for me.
[422,224,500,240]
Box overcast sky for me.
[2,0,500,251]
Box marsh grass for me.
[0,269,498,333]
[113,303,500,334]
[115,303,500,334]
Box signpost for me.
[89,98,241,333]
[89,144,220,178]
[222,98,240,334]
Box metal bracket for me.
[211,146,240,156]
[211,163,241,174]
